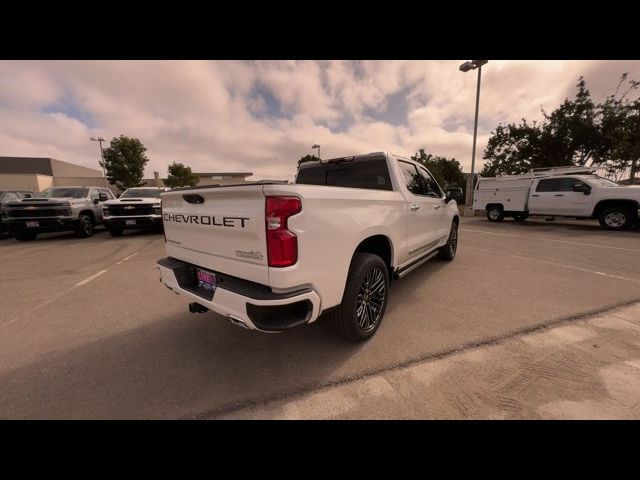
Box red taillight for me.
[265,196,301,267]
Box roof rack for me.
[496,165,597,179]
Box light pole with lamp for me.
[89,136,109,187]
[312,143,321,160]
[459,60,488,215]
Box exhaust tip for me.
[228,315,249,329]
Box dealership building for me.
[0,156,255,193]
[0,156,107,193]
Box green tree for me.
[101,135,149,190]
[411,148,466,193]
[480,120,545,176]
[541,77,601,166]
[593,74,640,182]
[481,77,604,176]
[298,154,320,167]
[164,162,199,188]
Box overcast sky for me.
[2,60,639,181]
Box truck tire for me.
[109,227,124,237]
[75,215,95,238]
[598,207,633,231]
[512,212,528,222]
[329,252,389,342]
[486,205,504,222]
[437,221,458,261]
[15,231,38,241]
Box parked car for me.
[0,190,35,235]
[156,152,462,341]
[102,187,170,236]
[474,166,640,230]
[2,186,114,241]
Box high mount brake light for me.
[265,196,301,267]
[319,156,355,165]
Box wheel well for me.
[593,200,639,218]
[354,235,392,271]
[79,210,95,222]
[486,203,503,211]
[452,215,459,226]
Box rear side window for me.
[537,178,589,192]
[536,179,562,192]
[296,158,392,191]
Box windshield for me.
[588,176,622,188]
[36,188,89,198]
[120,188,163,199]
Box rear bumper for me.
[157,257,321,332]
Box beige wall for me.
[0,174,51,192]
[50,159,103,178]
[37,174,54,192]
[0,174,116,194]
[53,176,111,188]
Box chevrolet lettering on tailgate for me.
[163,213,249,228]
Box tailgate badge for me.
[236,250,264,261]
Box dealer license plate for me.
[196,268,217,291]
[25,221,39,228]
[125,219,136,225]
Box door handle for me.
[554,194,564,197]
[433,205,441,209]
[531,194,540,197]
[410,204,420,211]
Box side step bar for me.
[394,250,439,279]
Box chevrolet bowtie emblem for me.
[25,206,37,210]
[124,206,135,210]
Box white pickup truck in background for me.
[473,166,640,230]
[157,152,462,341]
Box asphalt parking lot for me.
[0,217,639,419]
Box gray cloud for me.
[1,60,639,180]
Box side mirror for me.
[445,187,463,203]
[98,193,109,202]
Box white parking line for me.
[75,269,108,287]
[464,228,640,253]
[466,245,640,284]
[115,252,138,265]
[0,250,139,329]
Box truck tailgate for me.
[161,185,269,285]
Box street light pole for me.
[312,143,321,159]
[459,60,488,212]
[90,137,108,187]
[469,64,482,208]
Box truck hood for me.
[597,186,640,199]
[104,198,161,205]
[5,197,78,206]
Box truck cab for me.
[474,167,640,230]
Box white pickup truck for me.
[474,166,640,230]
[157,152,462,341]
